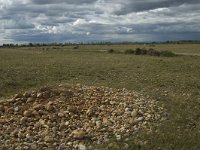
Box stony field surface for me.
[0,84,165,149]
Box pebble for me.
[123,143,129,149]
[96,120,102,128]
[58,112,64,117]
[23,110,32,117]
[65,121,70,126]
[23,92,31,98]
[20,117,27,124]
[44,136,54,142]
[30,144,37,149]
[14,93,23,99]
[14,107,19,112]
[72,129,86,139]
[136,117,144,122]
[131,110,138,118]
[26,97,34,103]
[78,144,87,150]
[45,102,54,111]
[115,134,121,141]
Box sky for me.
[0,0,200,44]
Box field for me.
[0,44,200,149]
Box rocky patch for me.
[0,84,164,149]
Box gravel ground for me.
[0,84,165,149]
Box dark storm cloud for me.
[0,0,200,44]
[115,0,200,15]
[31,0,96,4]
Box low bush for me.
[123,48,176,57]
[135,48,147,55]
[108,49,115,53]
[147,48,161,56]
[73,46,79,49]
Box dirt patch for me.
[0,84,165,149]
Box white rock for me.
[115,134,121,141]
[79,144,87,150]
[136,117,144,122]
[123,143,129,149]
[125,108,131,112]
[96,120,102,128]
[14,107,19,112]
[65,121,70,126]
[67,142,72,146]
[110,101,115,105]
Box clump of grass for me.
[160,50,176,57]
[108,49,115,53]
[107,49,121,54]
[125,49,135,54]
[73,46,79,49]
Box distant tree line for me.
[1,40,200,48]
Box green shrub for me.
[135,48,147,55]
[73,46,79,49]
[123,48,176,57]
[108,49,115,53]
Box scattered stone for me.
[58,112,64,117]
[14,106,19,112]
[72,129,86,139]
[23,110,32,117]
[26,97,34,103]
[95,120,102,128]
[115,134,121,141]
[44,136,54,142]
[0,84,164,149]
[20,117,27,124]
[136,117,144,122]
[45,102,54,111]
[37,93,43,98]
[131,109,138,118]
[78,144,87,150]
[14,93,23,99]
[23,92,31,98]
[30,144,37,149]
[123,143,129,149]
[65,121,70,126]
[33,104,44,110]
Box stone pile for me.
[0,84,164,149]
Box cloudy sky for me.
[0,0,200,44]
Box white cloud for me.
[86,32,90,35]
[73,19,88,26]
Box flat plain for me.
[0,44,200,149]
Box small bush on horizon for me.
[123,48,176,57]
[73,46,79,49]
[108,49,115,53]
[135,48,147,55]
